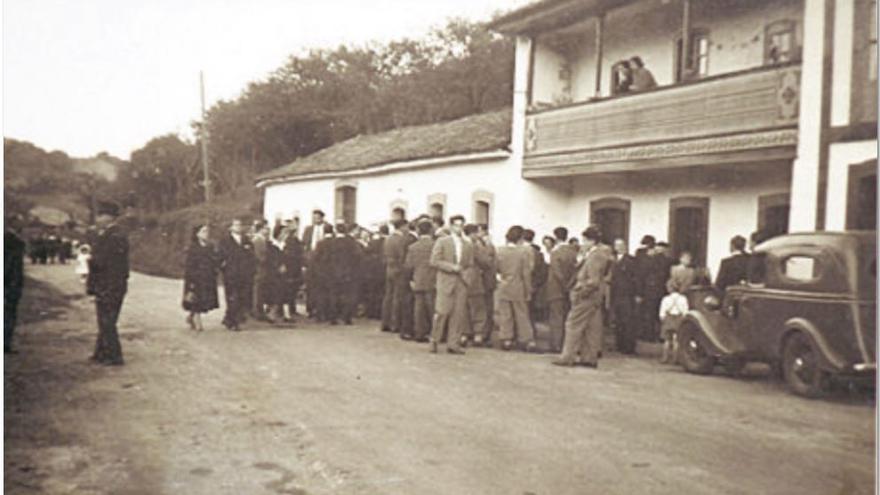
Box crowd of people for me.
[26,232,75,265]
[179,206,768,368]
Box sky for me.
[3,0,530,159]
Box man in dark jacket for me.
[382,219,414,337]
[523,229,548,323]
[5,216,26,354]
[476,224,497,345]
[405,220,436,342]
[546,227,577,353]
[302,209,327,318]
[218,218,256,331]
[716,235,750,292]
[87,202,129,365]
[362,225,387,319]
[323,222,363,325]
[610,238,639,354]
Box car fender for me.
[781,318,847,371]
[683,311,742,356]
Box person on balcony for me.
[612,60,633,95]
[629,56,657,92]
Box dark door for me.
[763,205,790,238]
[669,197,709,266]
[851,173,877,230]
[590,198,630,246]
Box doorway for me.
[669,197,709,266]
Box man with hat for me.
[86,200,129,365]
[302,209,327,318]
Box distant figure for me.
[75,244,92,283]
[218,218,256,331]
[323,222,363,325]
[429,215,473,355]
[494,226,536,352]
[629,56,657,91]
[87,201,129,365]
[182,224,220,332]
[5,216,26,354]
[667,251,696,294]
[405,219,436,342]
[609,238,639,355]
[613,60,633,94]
[546,227,578,353]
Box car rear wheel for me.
[677,321,716,375]
[782,332,829,398]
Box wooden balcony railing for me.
[523,63,802,177]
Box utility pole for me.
[199,70,213,202]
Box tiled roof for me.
[256,109,511,183]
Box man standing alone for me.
[218,218,256,331]
[87,201,129,365]
[553,226,610,368]
[429,215,472,354]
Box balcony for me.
[522,63,802,178]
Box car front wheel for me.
[677,321,716,375]
[782,332,829,398]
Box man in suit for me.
[307,224,335,322]
[323,221,363,325]
[363,225,387,320]
[87,201,129,365]
[218,218,256,331]
[522,229,548,323]
[715,235,750,292]
[429,214,473,354]
[251,220,271,321]
[553,226,611,368]
[546,226,577,353]
[610,238,639,354]
[302,209,327,318]
[5,215,26,354]
[475,224,497,346]
[406,219,436,342]
[383,219,414,337]
[462,224,493,347]
[494,225,536,352]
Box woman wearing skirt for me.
[183,224,220,331]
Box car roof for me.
[754,230,876,254]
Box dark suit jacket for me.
[302,223,327,253]
[495,244,531,302]
[546,244,578,301]
[609,253,639,303]
[430,235,474,314]
[716,252,751,291]
[218,233,256,283]
[384,232,409,280]
[405,236,436,292]
[479,241,497,292]
[87,223,130,299]
[325,236,363,285]
[571,246,611,306]
[464,239,492,296]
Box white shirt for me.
[311,223,324,250]
[452,234,463,264]
[659,292,690,319]
[231,232,242,245]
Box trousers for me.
[547,298,570,352]
[412,290,435,340]
[495,298,534,344]
[93,294,125,364]
[559,295,603,365]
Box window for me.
[472,190,494,228]
[853,0,879,122]
[675,29,709,82]
[390,199,408,221]
[669,197,709,266]
[427,193,447,220]
[765,20,799,65]
[782,256,819,281]
[758,193,790,238]
[334,184,357,225]
[846,161,877,230]
[590,197,630,246]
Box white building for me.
[259,0,877,275]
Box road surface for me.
[5,264,876,495]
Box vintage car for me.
[677,231,876,397]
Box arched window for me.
[427,193,447,220]
[334,180,357,225]
[471,190,494,228]
[390,199,408,221]
[589,197,630,246]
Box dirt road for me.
[5,264,876,495]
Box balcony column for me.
[594,15,604,97]
[680,0,691,78]
[512,35,533,161]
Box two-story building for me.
[259,0,876,275]
[489,0,876,271]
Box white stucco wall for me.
[532,0,803,102]
[567,163,792,276]
[825,140,879,231]
[262,155,572,246]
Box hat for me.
[640,235,656,247]
[96,200,121,217]
[312,209,325,217]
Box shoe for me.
[381,326,392,333]
[473,335,484,346]
[101,359,125,366]
[526,341,538,353]
[502,340,514,351]
[186,314,195,330]
[414,337,429,343]
[447,348,466,355]
[344,319,353,326]
[581,361,598,369]
[429,341,438,354]
[552,359,575,367]
[329,320,338,326]
[459,336,470,347]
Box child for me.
[667,251,696,293]
[75,244,91,283]
[658,281,689,364]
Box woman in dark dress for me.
[277,226,304,322]
[183,224,219,331]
